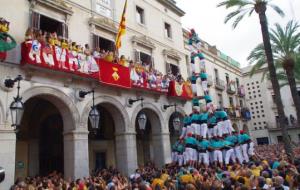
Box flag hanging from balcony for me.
[115,0,127,50]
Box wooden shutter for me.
[62,23,68,39]
[93,34,100,49]
[31,11,40,31]
[134,50,140,63]
[151,57,155,69]
[166,62,171,74]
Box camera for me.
[0,167,5,183]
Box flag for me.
[115,0,127,50]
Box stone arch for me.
[81,96,130,134]
[21,86,79,132]
[131,102,164,134]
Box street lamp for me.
[164,104,182,131]
[79,90,100,131]
[4,75,24,130]
[128,97,147,131]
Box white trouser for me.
[225,148,235,165]
[192,83,197,95]
[214,121,224,137]
[248,142,255,156]
[200,123,208,139]
[242,143,249,162]
[186,125,195,135]
[191,63,195,73]
[207,127,215,139]
[200,60,205,70]
[172,152,178,162]
[201,80,208,92]
[191,123,199,136]
[234,146,244,164]
[183,151,188,165]
[177,154,184,166]
[180,127,187,139]
[186,147,197,161]
[224,119,234,135]
[209,152,214,164]
[198,152,209,165]
[213,150,223,163]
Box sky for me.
[175,0,300,68]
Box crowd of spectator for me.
[9,144,300,190]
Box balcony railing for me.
[1,40,194,100]
[214,79,225,91]
[226,84,236,95]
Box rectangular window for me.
[236,78,240,87]
[95,0,112,18]
[93,35,115,52]
[218,93,223,108]
[164,22,172,38]
[229,97,234,106]
[135,50,153,70]
[31,13,68,38]
[239,100,243,107]
[277,136,283,143]
[214,69,219,80]
[136,6,145,24]
[225,73,229,84]
[256,137,269,145]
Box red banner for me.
[0,52,6,61]
[168,81,193,100]
[98,59,131,89]
[20,41,99,79]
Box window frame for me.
[136,6,145,25]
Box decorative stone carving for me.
[163,49,181,61]
[132,35,156,49]
[89,16,118,34]
[28,0,73,16]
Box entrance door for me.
[95,152,106,171]
[39,114,64,175]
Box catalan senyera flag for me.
[115,0,127,50]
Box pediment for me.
[132,35,156,49]
[89,16,118,34]
[163,49,181,60]
[29,0,73,16]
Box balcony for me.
[238,86,245,97]
[224,106,241,120]
[226,83,236,95]
[240,107,251,121]
[2,40,194,101]
[207,75,213,86]
[214,79,225,91]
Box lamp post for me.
[164,104,182,131]
[128,97,147,131]
[79,90,100,132]
[4,75,24,130]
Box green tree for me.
[248,21,300,128]
[218,0,294,160]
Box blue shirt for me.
[223,140,234,147]
[177,144,185,154]
[200,72,208,79]
[190,75,198,83]
[198,139,210,149]
[242,134,251,142]
[208,115,217,125]
[225,135,238,144]
[200,112,209,121]
[191,113,199,123]
[204,95,212,103]
[192,98,199,106]
[183,116,190,126]
[238,134,244,144]
[215,110,227,119]
[185,137,197,145]
[210,139,224,149]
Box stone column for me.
[152,132,172,168]
[64,130,89,180]
[115,132,137,176]
[0,128,16,190]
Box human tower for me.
[171,29,254,168]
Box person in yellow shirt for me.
[160,169,169,182]
[104,51,114,62]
